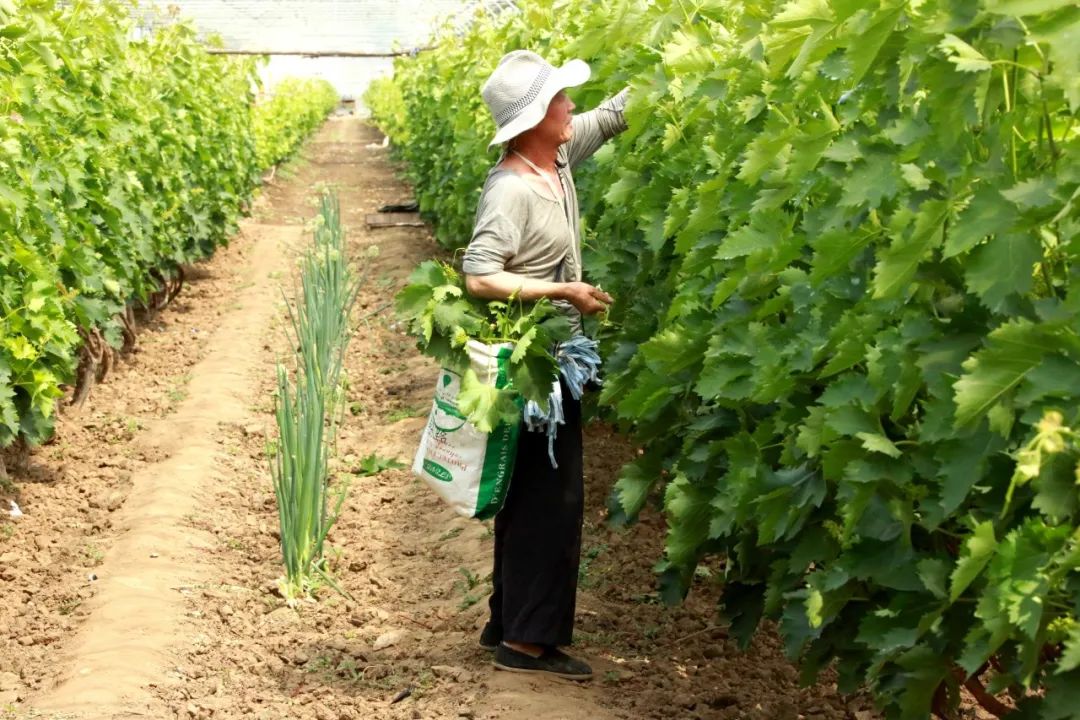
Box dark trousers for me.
[488,380,584,646]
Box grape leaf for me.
[809,229,875,283]
[510,326,537,365]
[613,456,661,519]
[1001,176,1059,209]
[953,320,1058,427]
[873,200,949,299]
[857,432,902,458]
[455,369,503,434]
[944,186,1018,258]
[950,521,997,601]
[715,223,774,260]
[939,34,992,73]
[1042,669,1080,720]
[840,153,901,209]
[986,0,1078,16]
[1059,626,1080,673]
[900,163,931,190]
[918,558,949,599]
[964,231,1041,310]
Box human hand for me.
[560,282,613,316]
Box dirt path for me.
[0,169,310,715]
[3,118,879,720]
[32,221,300,718]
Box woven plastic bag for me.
[412,340,519,519]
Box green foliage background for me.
[255,77,339,169]
[368,0,1080,716]
[0,0,336,449]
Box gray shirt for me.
[462,89,629,330]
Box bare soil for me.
[1,118,885,720]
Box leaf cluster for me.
[394,260,571,431]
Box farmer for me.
[462,50,629,680]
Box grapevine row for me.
[0,0,336,455]
[367,0,1080,717]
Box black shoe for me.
[479,622,501,651]
[493,644,593,681]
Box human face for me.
[535,90,576,146]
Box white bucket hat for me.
[481,50,591,148]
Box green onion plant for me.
[271,191,364,601]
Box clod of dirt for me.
[432,664,467,681]
[312,702,336,720]
[0,671,20,690]
[373,629,407,650]
[264,606,297,626]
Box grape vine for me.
[368,1,1080,715]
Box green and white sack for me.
[412,340,519,519]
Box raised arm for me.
[563,88,630,169]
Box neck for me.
[510,136,558,172]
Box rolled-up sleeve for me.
[462,178,529,276]
[462,211,520,276]
[565,88,629,169]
